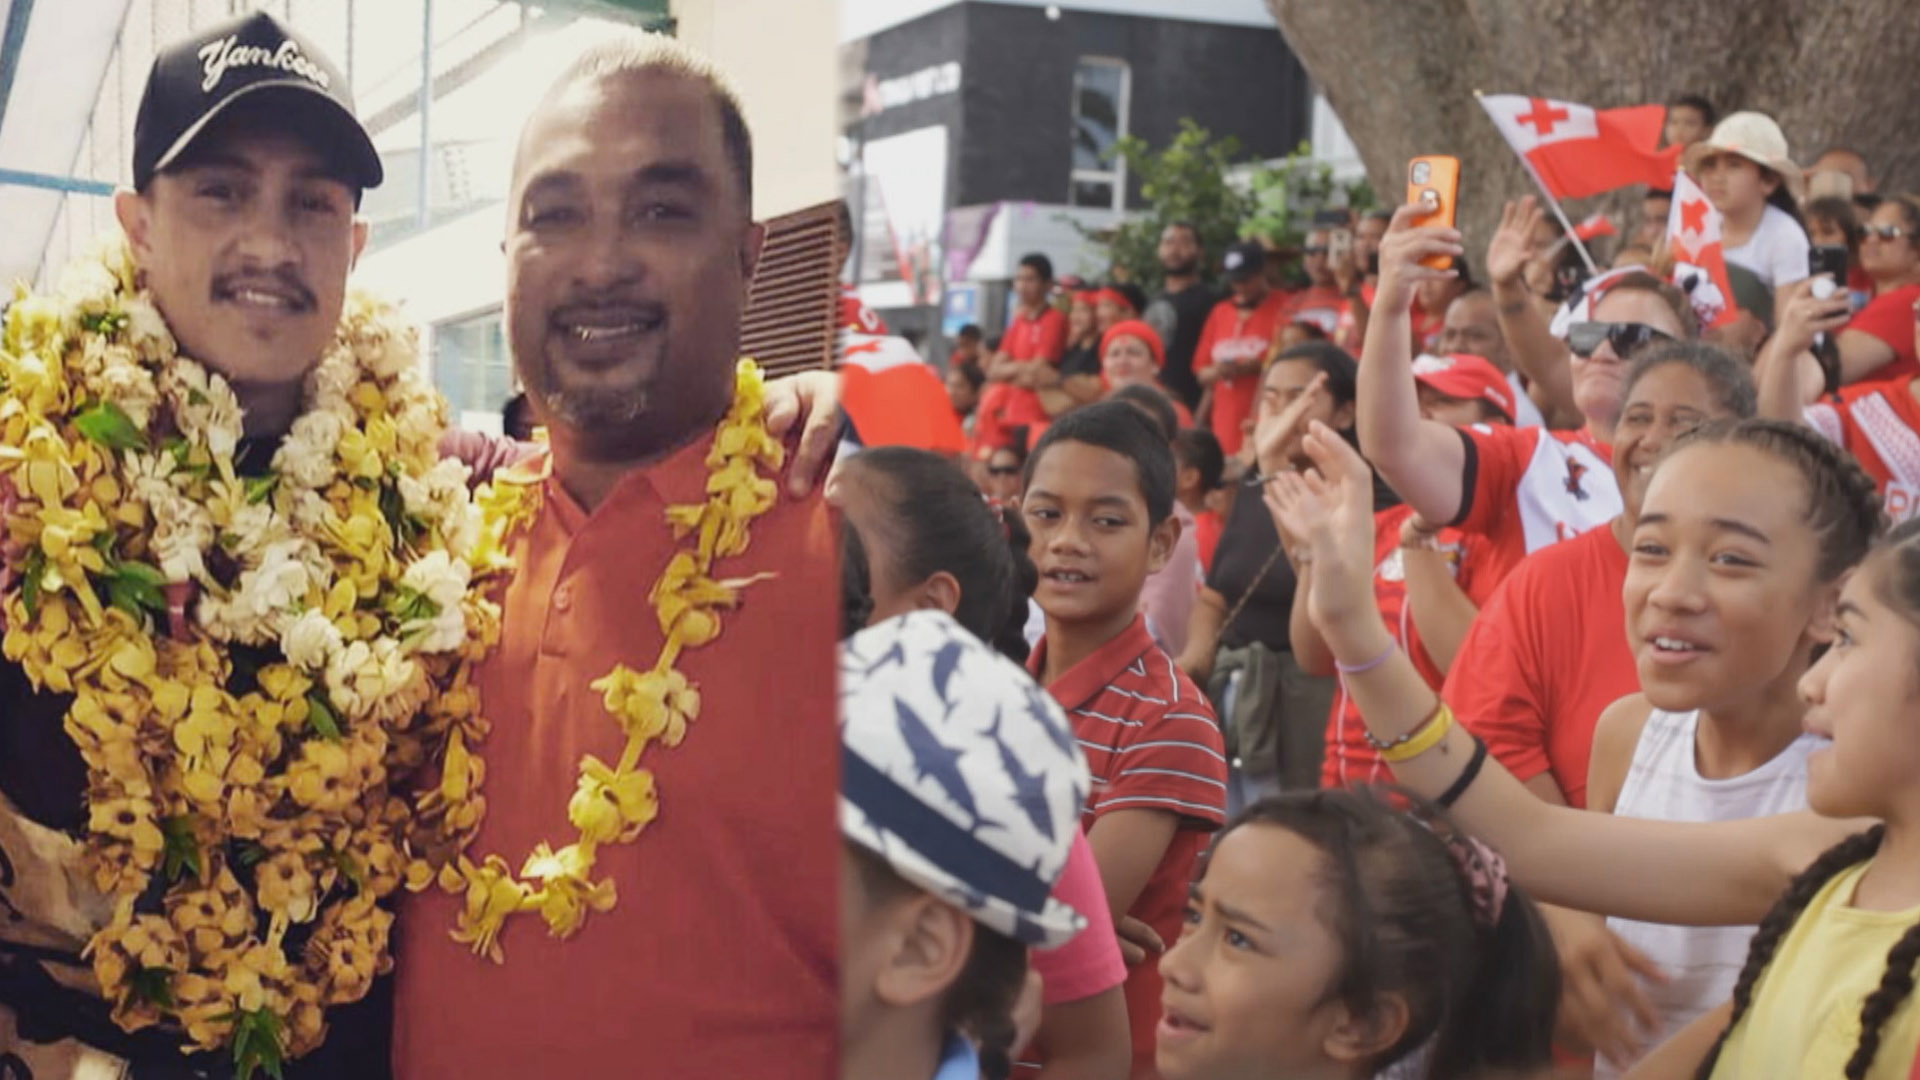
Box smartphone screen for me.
[1810,245,1848,299]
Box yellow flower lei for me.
[0,238,490,1075]
[0,235,785,1074]
[403,359,784,962]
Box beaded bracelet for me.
[1380,703,1456,765]
[1363,698,1444,753]
[1335,642,1396,676]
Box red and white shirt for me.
[1451,423,1622,583]
[1029,615,1226,1072]
[1322,504,1499,789]
[1805,378,1920,524]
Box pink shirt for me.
[1032,831,1125,1005]
[1140,502,1200,657]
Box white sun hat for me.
[840,611,1092,947]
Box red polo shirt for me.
[1030,615,1227,1076]
[392,433,838,1078]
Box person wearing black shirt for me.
[1175,342,1398,803]
[1142,222,1220,411]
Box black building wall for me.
[954,2,1311,208]
[855,2,1314,213]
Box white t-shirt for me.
[1722,203,1810,290]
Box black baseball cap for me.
[1222,241,1267,282]
[132,11,382,193]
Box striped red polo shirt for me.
[1029,614,1227,1074]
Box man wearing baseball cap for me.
[0,12,843,1078]
[1192,240,1290,457]
[0,12,400,1077]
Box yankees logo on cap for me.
[133,11,383,192]
[840,611,1092,947]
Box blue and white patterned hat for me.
[840,611,1092,947]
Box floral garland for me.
[0,236,785,1076]
[405,359,784,961]
[0,238,488,1074]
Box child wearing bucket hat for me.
[1683,111,1812,307]
[840,611,1093,1080]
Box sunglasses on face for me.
[1567,321,1675,359]
[986,465,1022,478]
[1302,245,1329,256]
[1865,224,1911,241]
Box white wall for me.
[678,0,838,220]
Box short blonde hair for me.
[544,32,753,206]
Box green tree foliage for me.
[1079,121,1375,292]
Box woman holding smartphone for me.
[1764,195,1920,393]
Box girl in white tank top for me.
[1595,707,1819,1079]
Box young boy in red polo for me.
[1020,400,1229,1077]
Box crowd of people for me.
[7,8,1920,1080]
[889,88,1920,1080]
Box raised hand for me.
[1263,422,1377,633]
[1487,196,1546,288]
[1375,204,1465,316]
[1251,371,1327,479]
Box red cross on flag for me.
[1478,94,1682,200]
[1666,168,1740,329]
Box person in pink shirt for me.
[834,446,1130,1079]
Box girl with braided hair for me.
[1272,416,1920,1078]
[1579,412,1881,1076]
[1156,788,1561,1080]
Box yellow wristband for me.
[1379,703,1456,764]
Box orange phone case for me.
[1406,155,1461,270]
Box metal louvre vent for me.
[741,200,849,379]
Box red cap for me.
[1100,320,1165,370]
[1411,353,1515,423]
[1070,289,1101,308]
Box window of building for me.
[432,308,516,431]
[1069,57,1130,210]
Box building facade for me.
[843,0,1314,341]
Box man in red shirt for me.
[1194,242,1290,456]
[392,34,837,1077]
[979,253,1071,452]
[1283,226,1351,336]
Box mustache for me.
[547,296,668,326]
[212,271,315,310]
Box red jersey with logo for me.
[1321,503,1500,788]
[1029,616,1227,1075]
[1443,524,1637,808]
[1805,377,1920,523]
[1193,291,1290,456]
[1450,423,1622,584]
[1282,284,1351,337]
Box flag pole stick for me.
[1473,90,1600,275]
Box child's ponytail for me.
[939,928,1028,1080]
[1426,854,1560,1080]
